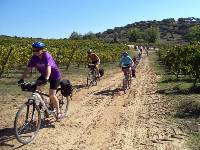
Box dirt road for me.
[0,55,188,150]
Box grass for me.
[187,133,200,150]
[149,50,200,149]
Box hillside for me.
[97,17,200,44]
[1,17,200,44]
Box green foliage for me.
[0,37,128,76]
[187,25,200,42]
[143,27,160,43]
[187,133,200,150]
[69,31,82,40]
[128,28,141,42]
[157,43,200,85]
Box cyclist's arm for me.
[43,52,52,80]
[45,65,51,80]
[95,54,100,63]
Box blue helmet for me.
[32,42,45,49]
[122,51,128,57]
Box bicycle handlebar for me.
[18,82,37,92]
[19,81,49,97]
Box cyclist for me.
[18,41,64,120]
[87,49,100,77]
[132,56,137,78]
[119,52,134,77]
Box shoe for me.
[56,113,65,120]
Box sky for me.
[0,0,200,39]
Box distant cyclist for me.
[138,46,143,59]
[18,41,64,120]
[87,49,100,77]
[119,52,134,77]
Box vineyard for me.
[157,42,200,86]
[0,37,128,77]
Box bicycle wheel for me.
[92,70,97,86]
[87,73,92,87]
[128,74,132,89]
[14,101,41,144]
[123,78,127,94]
[56,88,69,116]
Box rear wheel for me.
[56,88,69,116]
[128,74,132,89]
[123,78,127,94]
[14,101,41,144]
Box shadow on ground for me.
[0,119,55,149]
[94,87,123,97]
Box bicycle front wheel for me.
[14,101,41,144]
[87,72,93,87]
[92,70,97,86]
[56,88,69,116]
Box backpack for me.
[60,80,73,97]
[99,68,104,77]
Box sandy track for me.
[0,55,188,150]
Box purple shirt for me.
[28,51,61,80]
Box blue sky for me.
[0,0,200,39]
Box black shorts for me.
[92,60,98,64]
[122,64,131,69]
[37,76,60,90]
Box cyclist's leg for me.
[49,79,62,118]
[128,67,132,79]
[122,68,126,76]
[95,63,100,77]
[49,89,59,112]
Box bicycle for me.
[14,81,69,144]
[86,64,100,87]
[122,67,132,93]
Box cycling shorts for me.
[37,76,60,90]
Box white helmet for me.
[87,49,93,53]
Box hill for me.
[97,17,200,44]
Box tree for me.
[69,31,82,40]
[128,28,141,42]
[186,25,200,42]
[83,31,96,40]
[143,27,160,43]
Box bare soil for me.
[0,55,188,150]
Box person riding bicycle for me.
[87,49,100,77]
[18,41,64,120]
[119,52,134,77]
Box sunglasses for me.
[32,49,42,52]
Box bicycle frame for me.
[14,81,69,144]
[28,91,56,118]
[87,64,98,86]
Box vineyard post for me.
[0,47,13,78]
